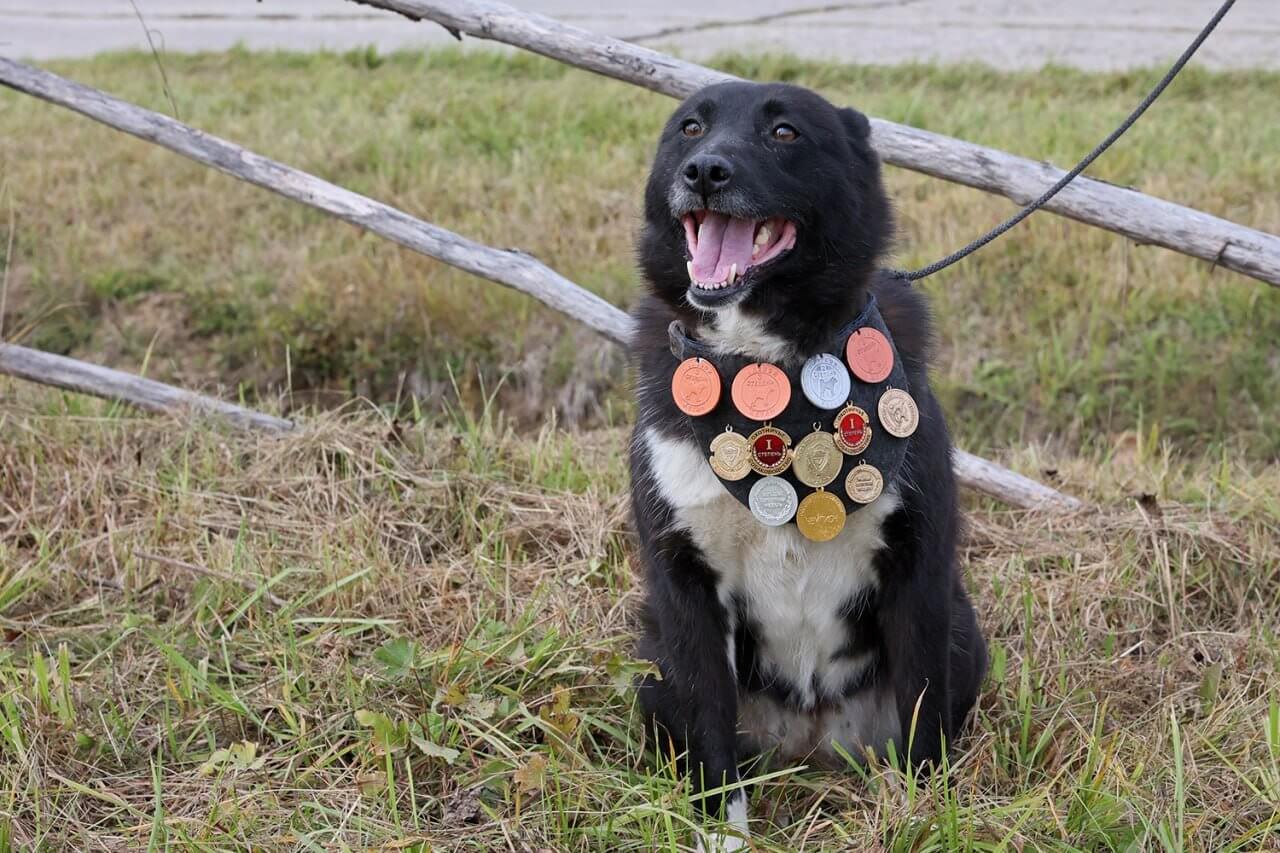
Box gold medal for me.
[795,488,846,542]
[746,425,792,476]
[833,404,872,455]
[845,462,884,504]
[708,427,751,481]
[791,426,841,488]
[878,388,919,438]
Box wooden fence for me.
[4,1,1277,511]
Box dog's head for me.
[639,82,891,344]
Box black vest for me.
[666,295,908,520]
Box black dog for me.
[629,82,987,849]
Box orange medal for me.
[731,363,791,421]
[845,327,894,384]
[670,357,721,416]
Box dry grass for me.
[1,384,1277,850]
[1,46,1279,851]
[1,49,1278,455]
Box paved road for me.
[3,1,1278,69]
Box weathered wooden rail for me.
[347,0,1280,289]
[0,57,1081,511]
[0,343,293,432]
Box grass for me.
[1,48,1279,457]
[0,389,1277,850]
[0,45,1279,850]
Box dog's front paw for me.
[695,793,750,852]
[695,831,749,853]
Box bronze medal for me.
[670,357,721,417]
[845,327,894,384]
[833,404,872,455]
[795,488,847,542]
[731,363,791,421]
[791,427,841,488]
[746,425,792,476]
[845,462,884,504]
[708,428,751,481]
[878,388,919,438]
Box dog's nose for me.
[682,154,733,196]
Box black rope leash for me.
[902,0,1236,282]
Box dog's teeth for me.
[755,225,770,246]
[728,264,737,285]
[752,245,760,259]
[687,261,695,282]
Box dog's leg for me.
[637,541,747,847]
[874,502,962,767]
[948,584,988,731]
[879,576,954,766]
[879,579,986,767]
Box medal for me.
[746,425,792,476]
[748,476,798,526]
[799,353,851,410]
[845,462,884,504]
[795,488,846,542]
[708,427,751,481]
[845,327,894,384]
[791,426,841,488]
[731,363,790,421]
[833,404,872,455]
[878,388,919,438]
[670,357,721,416]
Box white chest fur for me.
[641,428,900,709]
[699,307,795,365]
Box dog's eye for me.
[681,119,704,138]
[772,123,799,142]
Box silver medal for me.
[799,353,851,410]
[748,476,799,526]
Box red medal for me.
[845,327,893,384]
[833,404,872,455]
[670,357,721,416]
[746,426,792,476]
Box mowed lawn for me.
[1,48,1279,850]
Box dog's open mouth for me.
[683,211,797,298]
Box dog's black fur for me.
[629,82,987,827]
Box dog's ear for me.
[838,107,872,146]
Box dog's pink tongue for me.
[691,213,757,282]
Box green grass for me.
[1,46,1279,850]
[1,48,1278,456]
[0,392,1277,850]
